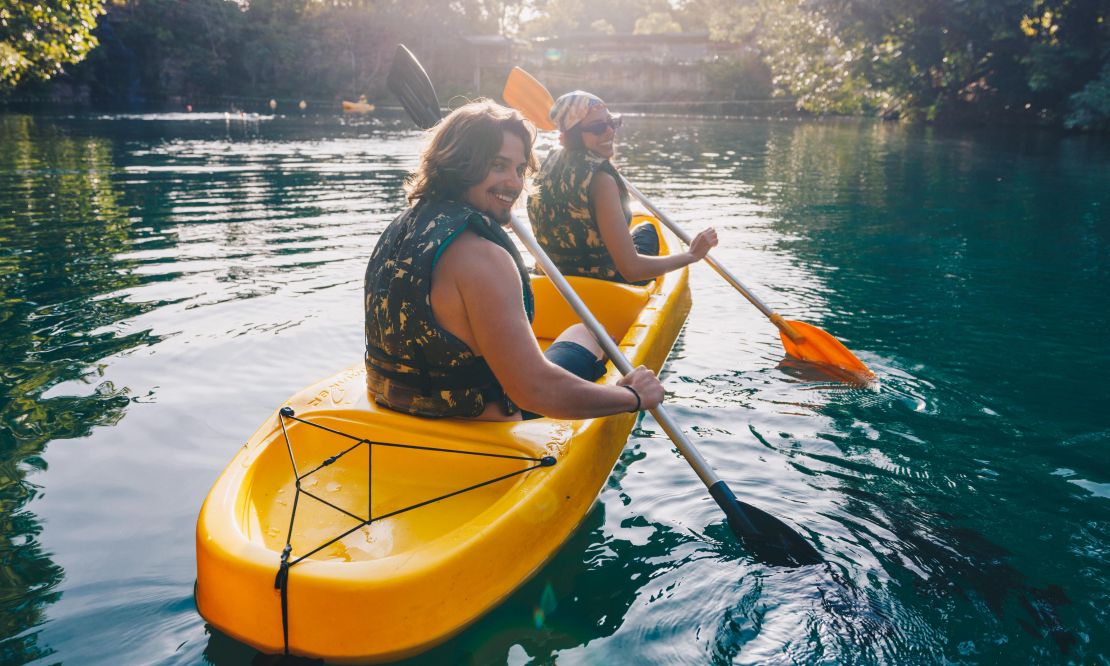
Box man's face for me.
[463,130,526,225]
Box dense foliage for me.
[2,0,1108,129]
[8,0,517,105]
[706,0,1110,129]
[0,0,105,88]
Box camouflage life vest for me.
[527,148,633,282]
[364,200,534,418]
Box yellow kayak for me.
[195,216,690,663]
[342,100,376,113]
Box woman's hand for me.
[687,228,718,261]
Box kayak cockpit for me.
[530,215,665,347]
[240,415,543,563]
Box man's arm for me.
[437,232,660,419]
[591,172,716,283]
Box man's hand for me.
[617,365,665,411]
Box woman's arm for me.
[591,172,716,283]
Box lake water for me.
[0,111,1107,664]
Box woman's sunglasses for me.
[577,115,623,135]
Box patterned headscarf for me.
[550,90,605,132]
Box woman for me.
[528,91,717,284]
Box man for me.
[364,100,664,420]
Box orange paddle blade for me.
[503,67,557,131]
[778,320,876,383]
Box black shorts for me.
[631,222,660,257]
[521,341,607,420]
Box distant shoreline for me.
[3,102,1105,133]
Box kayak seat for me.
[530,214,667,349]
[530,275,652,348]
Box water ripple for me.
[0,113,1106,664]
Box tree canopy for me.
[2,0,1108,129]
[704,0,1110,128]
[0,0,106,88]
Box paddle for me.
[503,66,876,385]
[387,44,822,567]
[386,44,442,130]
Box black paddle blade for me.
[709,480,823,567]
[738,500,823,567]
[386,44,442,130]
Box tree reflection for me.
[0,115,156,660]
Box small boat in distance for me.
[342,95,375,113]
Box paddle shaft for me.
[508,213,762,537]
[620,178,805,344]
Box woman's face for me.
[577,105,618,159]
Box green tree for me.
[48,0,506,106]
[0,0,106,90]
[590,19,616,35]
[521,0,662,38]
[702,53,773,100]
[634,11,682,35]
[706,0,890,114]
[64,0,245,105]
[1067,62,1110,129]
[704,0,1110,126]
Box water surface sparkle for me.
[0,113,1106,664]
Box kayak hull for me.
[196,217,689,662]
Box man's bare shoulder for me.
[436,228,518,284]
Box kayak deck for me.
[245,413,542,563]
[196,216,690,662]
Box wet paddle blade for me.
[739,501,823,567]
[503,67,557,131]
[779,319,876,384]
[709,478,822,566]
[386,44,442,130]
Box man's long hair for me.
[405,100,537,204]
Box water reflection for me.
[690,351,1089,660]
[0,113,422,663]
[0,111,1106,664]
[612,115,1106,661]
[751,121,1104,660]
[0,115,147,661]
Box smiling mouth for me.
[492,190,518,205]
